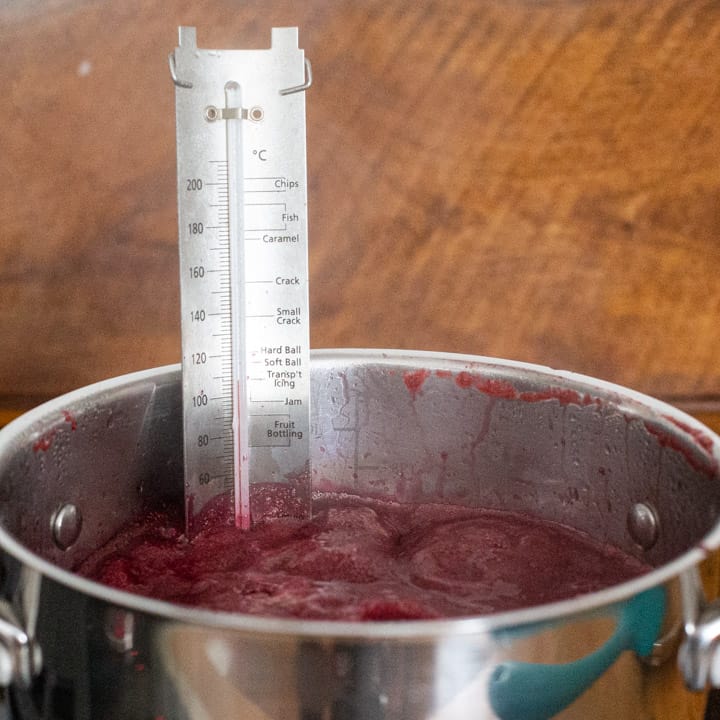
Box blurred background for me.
[1,0,719,425]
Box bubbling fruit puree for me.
[78,493,651,621]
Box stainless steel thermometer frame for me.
[170,26,312,531]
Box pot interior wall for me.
[0,357,718,577]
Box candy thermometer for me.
[169,27,312,531]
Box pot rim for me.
[0,349,718,639]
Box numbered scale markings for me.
[170,27,312,531]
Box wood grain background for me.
[2,1,720,715]
[2,0,719,413]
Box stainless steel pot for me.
[0,350,720,720]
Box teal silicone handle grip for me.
[488,586,666,720]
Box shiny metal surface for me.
[50,505,83,552]
[0,568,42,690]
[0,351,719,718]
[626,502,660,551]
[172,26,312,529]
[679,567,720,691]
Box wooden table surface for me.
[2,1,720,715]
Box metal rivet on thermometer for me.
[170,26,312,533]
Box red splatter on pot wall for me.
[62,410,77,431]
[403,369,431,397]
[644,421,718,477]
[33,431,56,453]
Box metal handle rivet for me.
[627,502,660,550]
[51,503,83,550]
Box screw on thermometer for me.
[170,27,312,532]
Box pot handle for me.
[0,565,43,688]
[678,565,720,690]
[488,586,666,720]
